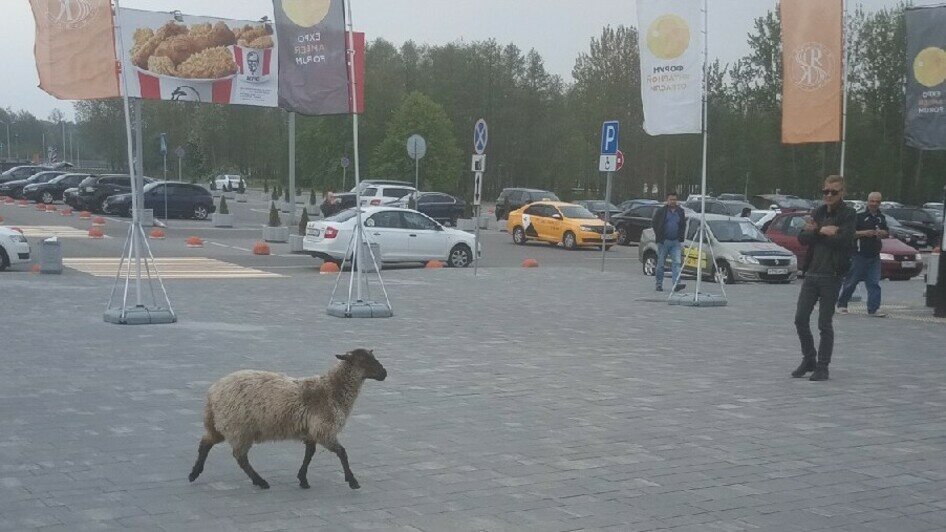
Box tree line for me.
[4,3,942,204]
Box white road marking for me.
[63,257,283,279]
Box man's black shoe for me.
[673,284,686,292]
[655,286,664,292]
[791,360,816,378]
[809,366,830,381]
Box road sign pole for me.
[601,171,613,272]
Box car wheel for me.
[100,199,109,214]
[715,261,736,284]
[41,192,54,204]
[512,226,526,245]
[192,204,209,220]
[642,251,657,276]
[617,226,629,246]
[447,244,472,268]
[0,247,9,271]
[563,231,577,250]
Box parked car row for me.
[303,206,479,268]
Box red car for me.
[766,212,925,280]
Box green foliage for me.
[237,180,245,194]
[268,201,281,227]
[309,186,318,205]
[218,194,229,215]
[372,91,463,191]
[298,207,309,235]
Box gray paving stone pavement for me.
[1,261,945,531]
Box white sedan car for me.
[213,174,245,191]
[0,227,31,271]
[304,207,479,268]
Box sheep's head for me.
[337,349,387,381]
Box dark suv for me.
[494,188,560,220]
[76,174,155,213]
[883,207,943,248]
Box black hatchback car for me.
[105,182,216,220]
[494,188,559,220]
[883,207,943,248]
[415,192,466,225]
[611,203,664,245]
[0,171,65,199]
[76,174,155,213]
[23,173,89,204]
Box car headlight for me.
[915,254,922,261]
[737,254,760,264]
[789,255,797,264]
[579,225,597,232]
[9,234,28,243]
[879,253,895,261]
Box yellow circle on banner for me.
[281,0,332,28]
[647,14,691,60]
[914,47,946,88]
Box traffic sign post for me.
[160,133,168,227]
[599,121,620,272]
[341,155,350,190]
[407,134,427,195]
[472,119,488,277]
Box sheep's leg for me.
[232,445,269,489]
[326,442,359,490]
[188,434,222,482]
[297,441,316,489]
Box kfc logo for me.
[247,51,261,76]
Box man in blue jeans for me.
[837,192,889,317]
[651,192,686,292]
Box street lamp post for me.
[0,120,10,159]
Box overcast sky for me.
[1,0,936,121]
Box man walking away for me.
[792,175,856,381]
[652,192,686,293]
[837,192,889,317]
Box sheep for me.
[187,348,387,490]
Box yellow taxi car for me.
[507,201,617,250]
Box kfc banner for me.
[904,6,946,150]
[274,0,351,115]
[30,0,120,100]
[780,0,843,144]
[115,8,279,107]
[637,0,704,136]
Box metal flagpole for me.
[104,0,174,325]
[288,112,297,227]
[693,0,710,301]
[839,0,850,176]
[327,0,392,318]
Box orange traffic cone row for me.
[92,216,106,226]
[60,208,73,216]
[89,227,105,239]
[78,211,92,219]
[149,228,166,240]
[186,236,204,248]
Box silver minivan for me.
[640,214,798,284]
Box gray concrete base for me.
[669,292,728,307]
[326,301,393,318]
[104,306,177,325]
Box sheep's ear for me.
[336,354,351,361]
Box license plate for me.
[901,261,916,268]
[768,268,788,275]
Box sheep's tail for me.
[202,401,225,444]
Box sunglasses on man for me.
[822,189,841,196]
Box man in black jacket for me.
[651,192,687,292]
[792,175,856,381]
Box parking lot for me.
[2,192,946,531]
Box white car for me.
[213,174,245,191]
[304,207,479,268]
[358,185,417,208]
[0,227,31,271]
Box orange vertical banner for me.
[781,0,843,144]
[30,0,120,100]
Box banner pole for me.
[839,0,849,176]
[345,0,364,305]
[288,111,296,228]
[694,0,709,302]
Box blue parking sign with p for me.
[600,121,620,155]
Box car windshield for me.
[584,201,618,210]
[749,212,769,223]
[560,206,598,219]
[708,220,769,243]
[28,173,58,184]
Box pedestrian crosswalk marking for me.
[62,257,283,279]
[17,226,105,239]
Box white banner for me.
[638,0,704,135]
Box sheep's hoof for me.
[254,479,270,489]
[299,480,310,489]
[188,472,199,482]
[347,478,360,490]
